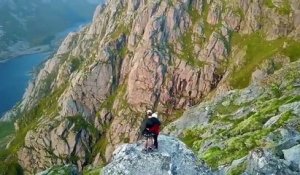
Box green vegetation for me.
[84,166,103,175]
[42,70,58,95]
[0,83,69,173]
[215,103,241,115]
[264,0,276,8]
[182,127,205,149]
[169,31,205,68]
[230,32,282,88]
[0,122,14,149]
[100,94,117,110]
[181,31,197,64]
[228,162,247,175]
[188,7,201,24]
[0,159,23,175]
[167,0,176,6]
[277,0,292,15]
[264,0,291,15]
[93,137,108,160]
[37,165,76,175]
[110,23,131,40]
[66,115,101,166]
[230,32,300,89]
[70,57,83,73]
[67,115,99,135]
[181,90,300,170]
[166,109,185,124]
[282,40,300,61]
[118,46,128,59]
[271,83,282,98]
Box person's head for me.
[146,110,152,117]
[151,112,158,118]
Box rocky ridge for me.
[1,0,300,174]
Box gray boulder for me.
[283,144,300,171]
[102,135,212,175]
[245,149,298,175]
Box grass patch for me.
[0,122,14,147]
[182,127,205,149]
[92,136,108,163]
[230,32,283,88]
[264,0,276,8]
[282,40,300,61]
[202,128,270,169]
[228,162,247,175]
[202,146,223,168]
[277,0,291,15]
[188,7,201,24]
[100,94,117,110]
[84,166,103,175]
[181,93,300,169]
[66,115,99,135]
[110,23,130,40]
[230,32,300,89]
[177,31,205,68]
[0,158,23,175]
[215,103,240,115]
[70,57,83,73]
[264,0,291,15]
[118,46,128,59]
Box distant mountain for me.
[0,0,102,59]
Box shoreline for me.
[0,51,51,121]
[0,21,87,62]
[0,45,51,62]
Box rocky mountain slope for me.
[1,0,300,174]
[0,0,102,60]
[165,59,300,174]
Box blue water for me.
[0,22,89,118]
[0,53,49,116]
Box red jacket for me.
[149,124,160,135]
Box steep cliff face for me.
[2,0,300,174]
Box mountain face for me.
[164,60,300,174]
[1,0,300,174]
[0,0,102,60]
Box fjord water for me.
[0,53,49,117]
[0,21,89,118]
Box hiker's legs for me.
[153,134,158,149]
[149,137,154,148]
[145,137,153,148]
[144,137,150,149]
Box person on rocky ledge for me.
[141,110,161,152]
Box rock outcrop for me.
[102,135,212,175]
[245,148,298,175]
